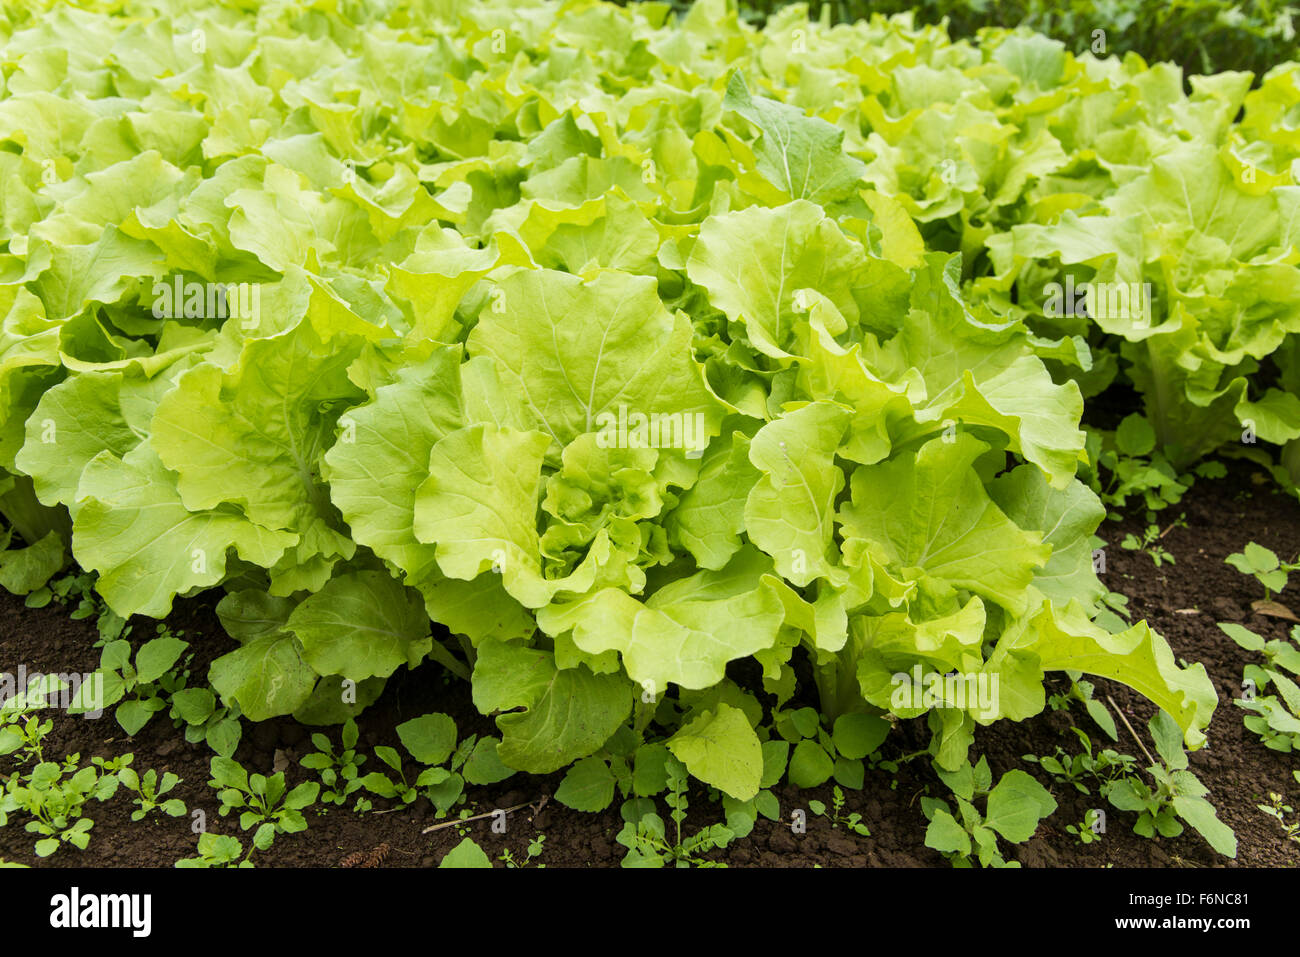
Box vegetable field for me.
[1,0,1299,872]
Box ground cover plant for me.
[0,0,1296,870]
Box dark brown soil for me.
[2,461,1298,868]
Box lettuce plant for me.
[0,0,1227,802]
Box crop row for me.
[0,0,1293,863]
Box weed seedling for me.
[118,764,187,822]
[616,757,733,867]
[808,785,870,836]
[2,758,118,857]
[1023,728,1137,795]
[920,757,1056,868]
[301,718,367,805]
[1120,518,1178,567]
[1085,415,1195,517]
[1047,673,1119,741]
[359,746,422,806]
[1257,792,1300,845]
[208,756,318,851]
[1066,809,1106,845]
[1225,542,1300,599]
[499,834,547,868]
[1219,622,1300,752]
[169,686,242,758]
[0,682,57,765]
[1104,711,1236,858]
[69,633,189,735]
[175,832,252,868]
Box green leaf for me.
[73,447,296,618]
[209,757,248,792]
[462,737,515,786]
[988,464,1106,608]
[1244,541,1280,572]
[990,601,1217,747]
[471,639,631,774]
[984,769,1058,843]
[215,590,297,644]
[149,316,364,583]
[283,782,319,810]
[286,570,432,682]
[205,722,241,759]
[358,772,398,799]
[833,757,865,790]
[1084,699,1119,742]
[208,632,317,722]
[555,756,617,812]
[415,767,450,788]
[322,345,466,587]
[134,636,188,684]
[687,200,864,360]
[1217,622,1266,651]
[425,772,464,813]
[744,402,850,587]
[439,837,492,869]
[115,699,156,736]
[169,688,215,725]
[840,434,1051,613]
[632,743,672,797]
[374,746,403,774]
[538,547,786,692]
[787,740,835,789]
[667,431,758,571]
[759,739,790,789]
[924,808,972,856]
[0,529,65,594]
[832,713,891,761]
[396,713,458,766]
[724,73,867,204]
[31,226,162,322]
[1171,796,1237,858]
[465,268,723,454]
[413,423,555,608]
[1149,710,1189,771]
[253,823,276,850]
[1114,414,1157,457]
[666,703,762,801]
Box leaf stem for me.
[426,639,471,682]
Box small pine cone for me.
[338,850,369,868]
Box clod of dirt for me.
[1211,597,1244,620]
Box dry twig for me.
[1105,695,1158,768]
[421,799,538,835]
